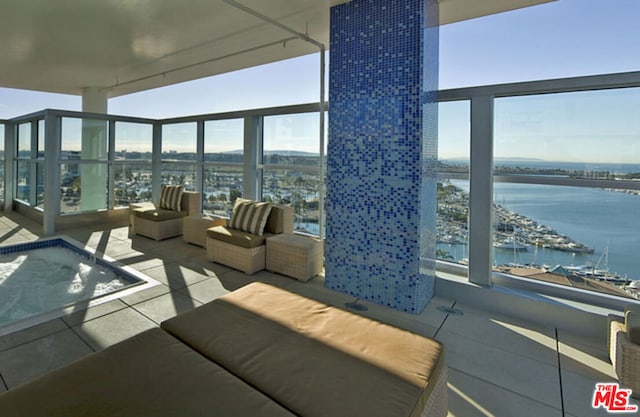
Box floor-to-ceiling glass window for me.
[161,122,197,191]
[60,117,109,214]
[438,0,640,302]
[493,87,640,299]
[203,119,243,217]
[436,100,470,264]
[113,121,154,207]
[0,122,6,205]
[35,120,45,209]
[15,122,34,205]
[262,112,322,235]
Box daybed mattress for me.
[162,282,446,417]
[0,327,294,417]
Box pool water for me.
[0,239,143,328]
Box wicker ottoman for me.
[183,215,226,247]
[266,234,323,282]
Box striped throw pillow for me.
[159,185,184,211]
[229,198,273,236]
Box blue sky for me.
[1,0,640,162]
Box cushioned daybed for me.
[0,327,293,417]
[0,283,447,417]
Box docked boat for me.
[572,268,630,285]
[493,237,529,251]
[438,234,465,245]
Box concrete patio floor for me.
[0,212,634,417]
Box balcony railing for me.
[437,70,640,306]
[2,103,325,237]
[1,71,639,308]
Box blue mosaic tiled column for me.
[326,0,439,313]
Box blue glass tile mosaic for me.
[326,0,439,313]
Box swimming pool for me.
[0,237,158,335]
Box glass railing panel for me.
[0,124,4,201]
[60,163,109,214]
[36,161,44,209]
[15,160,31,203]
[36,120,45,208]
[59,117,110,212]
[262,113,323,236]
[202,165,243,217]
[263,168,321,235]
[159,162,197,191]
[15,121,42,207]
[436,100,470,265]
[494,88,640,299]
[492,182,638,299]
[113,162,153,207]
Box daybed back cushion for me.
[162,283,445,417]
[159,185,184,211]
[229,198,272,236]
[0,328,295,417]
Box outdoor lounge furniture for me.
[206,200,293,274]
[0,283,447,417]
[609,308,640,397]
[266,233,323,281]
[0,327,294,417]
[182,214,226,247]
[131,186,200,241]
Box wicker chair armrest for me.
[615,331,640,397]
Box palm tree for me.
[436,249,455,261]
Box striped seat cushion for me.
[229,198,273,236]
[159,185,184,211]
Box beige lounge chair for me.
[609,309,640,398]
[206,204,293,274]
[131,190,200,240]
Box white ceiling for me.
[0,0,554,98]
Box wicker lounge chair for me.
[206,202,293,274]
[131,187,200,240]
[609,308,640,398]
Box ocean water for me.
[443,180,639,280]
[494,160,640,174]
[300,160,640,280]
